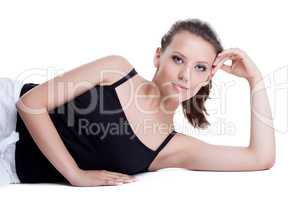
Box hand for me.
[211,48,262,83]
[69,169,137,187]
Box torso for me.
[15,68,187,183]
[101,72,182,171]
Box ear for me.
[153,47,161,68]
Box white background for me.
[0,0,297,199]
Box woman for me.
[0,18,275,187]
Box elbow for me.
[103,55,132,68]
[16,99,27,115]
[16,99,23,111]
[250,146,276,170]
[259,159,275,170]
[256,154,276,170]
[266,155,276,169]
[16,98,28,112]
[16,98,47,114]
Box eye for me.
[172,55,183,64]
[195,64,207,72]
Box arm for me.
[16,55,133,183]
[178,49,275,171]
[247,73,276,168]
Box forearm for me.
[16,102,80,183]
[247,74,276,167]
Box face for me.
[153,31,217,103]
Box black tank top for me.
[15,68,177,183]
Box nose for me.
[178,67,189,83]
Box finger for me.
[220,64,234,73]
[216,48,246,62]
[214,53,232,67]
[212,57,231,74]
[109,177,135,184]
[115,178,136,183]
[100,177,131,186]
[102,173,131,181]
[110,176,136,183]
[103,174,134,182]
[215,51,234,63]
[214,55,241,72]
[107,171,132,178]
[102,179,124,186]
[214,53,236,67]
[104,171,135,180]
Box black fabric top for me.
[15,68,177,183]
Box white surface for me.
[0,78,24,185]
[0,0,296,199]
[0,166,297,200]
[1,128,297,199]
[1,131,298,199]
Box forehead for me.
[167,31,216,63]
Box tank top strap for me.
[109,68,138,88]
[153,130,177,156]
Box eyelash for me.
[172,55,207,72]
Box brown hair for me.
[160,18,223,129]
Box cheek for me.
[187,80,205,96]
[159,68,177,93]
[186,86,200,98]
[191,72,210,86]
[162,65,178,81]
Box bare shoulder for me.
[101,56,150,91]
[16,54,135,112]
[98,55,135,85]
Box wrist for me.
[246,72,263,88]
[65,166,82,184]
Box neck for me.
[145,75,180,129]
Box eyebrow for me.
[173,51,209,65]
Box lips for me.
[172,82,188,91]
